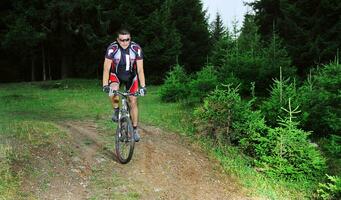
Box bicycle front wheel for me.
[115,116,135,164]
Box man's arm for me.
[103,58,111,86]
[136,59,145,87]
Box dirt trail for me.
[22,121,254,200]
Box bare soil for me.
[21,121,256,200]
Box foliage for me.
[238,14,263,57]
[317,175,341,200]
[193,84,244,145]
[260,77,303,127]
[0,0,210,83]
[209,32,234,69]
[254,118,326,181]
[298,61,341,137]
[319,134,341,179]
[211,14,295,95]
[158,64,189,102]
[250,0,341,73]
[209,12,226,47]
[194,83,326,181]
[168,0,211,72]
[321,135,341,159]
[261,31,296,87]
[139,1,182,83]
[186,65,219,104]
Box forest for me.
[0,0,340,199]
[1,0,339,83]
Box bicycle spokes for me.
[115,117,135,164]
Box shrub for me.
[187,65,219,104]
[317,174,341,200]
[193,84,268,151]
[158,64,189,102]
[260,77,304,128]
[218,54,268,94]
[322,135,341,159]
[193,84,245,145]
[299,61,341,137]
[320,134,341,175]
[255,101,327,181]
[235,108,269,157]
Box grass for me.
[0,79,108,199]
[0,79,317,199]
[139,86,194,134]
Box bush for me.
[322,135,341,159]
[260,78,304,128]
[255,123,326,180]
[317,174,341,200]
[299,61,341,137]
[235,108,269,157]
[193,82,326,181]
[158,64,189,102]
[320,134,341,175]
[218,54,268,94]
[187,65,219,104]
[255,102,327,181]
[194,84,268,151]
[193,84,245,145]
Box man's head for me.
[116,28,131,49]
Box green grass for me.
[139,86,194,134]
[0,79,108,199]
[0,79,316,199]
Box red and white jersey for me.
[105,41,143,74]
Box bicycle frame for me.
[109,89,139,121]
[109,88,140,164]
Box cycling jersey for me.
[105,41,143,93]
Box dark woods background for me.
[0,0,209,83]
[0,0,340,83]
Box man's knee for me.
[129,97,138,108]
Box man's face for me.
[117,34,131,49]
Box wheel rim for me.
[116,118,134,163]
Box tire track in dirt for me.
[43,121,107,200]
[23,120,255,199]
[121,124,253,200]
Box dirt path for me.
[22,121,254,200]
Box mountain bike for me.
[109,88,140,164]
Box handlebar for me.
[109,88,140,97]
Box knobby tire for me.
[115,116,135,164]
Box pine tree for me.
[238,14,262,58]
[250,0,341,74]
[169,0,210,73]
[209,12,226,47]
[139,0,182,83]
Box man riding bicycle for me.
[102,28,146,142]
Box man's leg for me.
[129,96,138,127]
[129,96,140,141]
[110,83,120,121]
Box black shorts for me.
[109,73,138,93]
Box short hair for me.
[116,28,130,37]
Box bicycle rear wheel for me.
[115,116,135,164]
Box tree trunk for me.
[48,52,52,80]
[61,55,68,79]
[31,57,35,81]
[42,44,46,81]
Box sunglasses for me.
[118,38,130,42]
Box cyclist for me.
[102,28,146,142]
